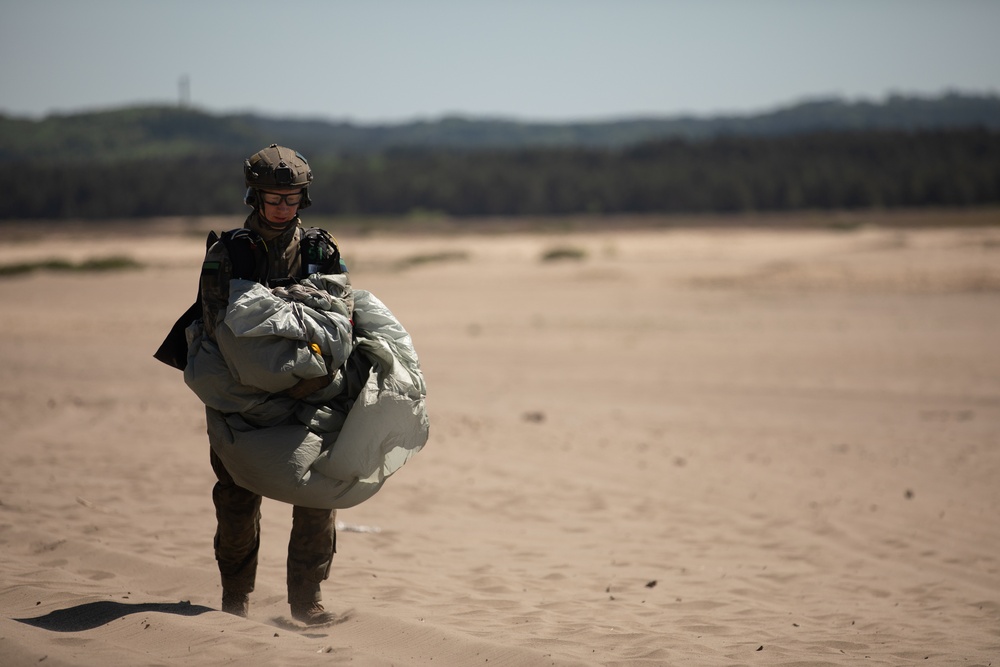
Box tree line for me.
[2,128,997,220]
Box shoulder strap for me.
[219,228,269,284]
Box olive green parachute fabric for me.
[184,278,428,509]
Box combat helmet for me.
[244,144,313,209]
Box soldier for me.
[199,144,346,625]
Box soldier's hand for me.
[283,374,333,400]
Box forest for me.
[2,129,996,220]
[1,94,998,220]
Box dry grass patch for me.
[0,255,143,277]
[393,250,470,270]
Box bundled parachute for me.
[184,277,428,509]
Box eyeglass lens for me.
[261,192,303,206]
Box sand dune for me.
[1,215,998,665]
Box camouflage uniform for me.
[201,210,339,609]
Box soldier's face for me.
[260,187,303,228]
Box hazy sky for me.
[2,0,998,123]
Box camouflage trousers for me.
[210,448,336,606]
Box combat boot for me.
[222,591,249,618]
[290,600,337,625]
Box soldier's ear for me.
[244,188,258,207]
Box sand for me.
[1,214,998,666]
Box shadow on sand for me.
[14,600,215,632]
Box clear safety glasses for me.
[260,191,304,207]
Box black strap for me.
[220,228,269,284]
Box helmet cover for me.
[244,144,313,189]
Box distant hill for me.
[3,92,998,219]
[1,91,998,162]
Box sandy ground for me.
[1,214,999,666]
